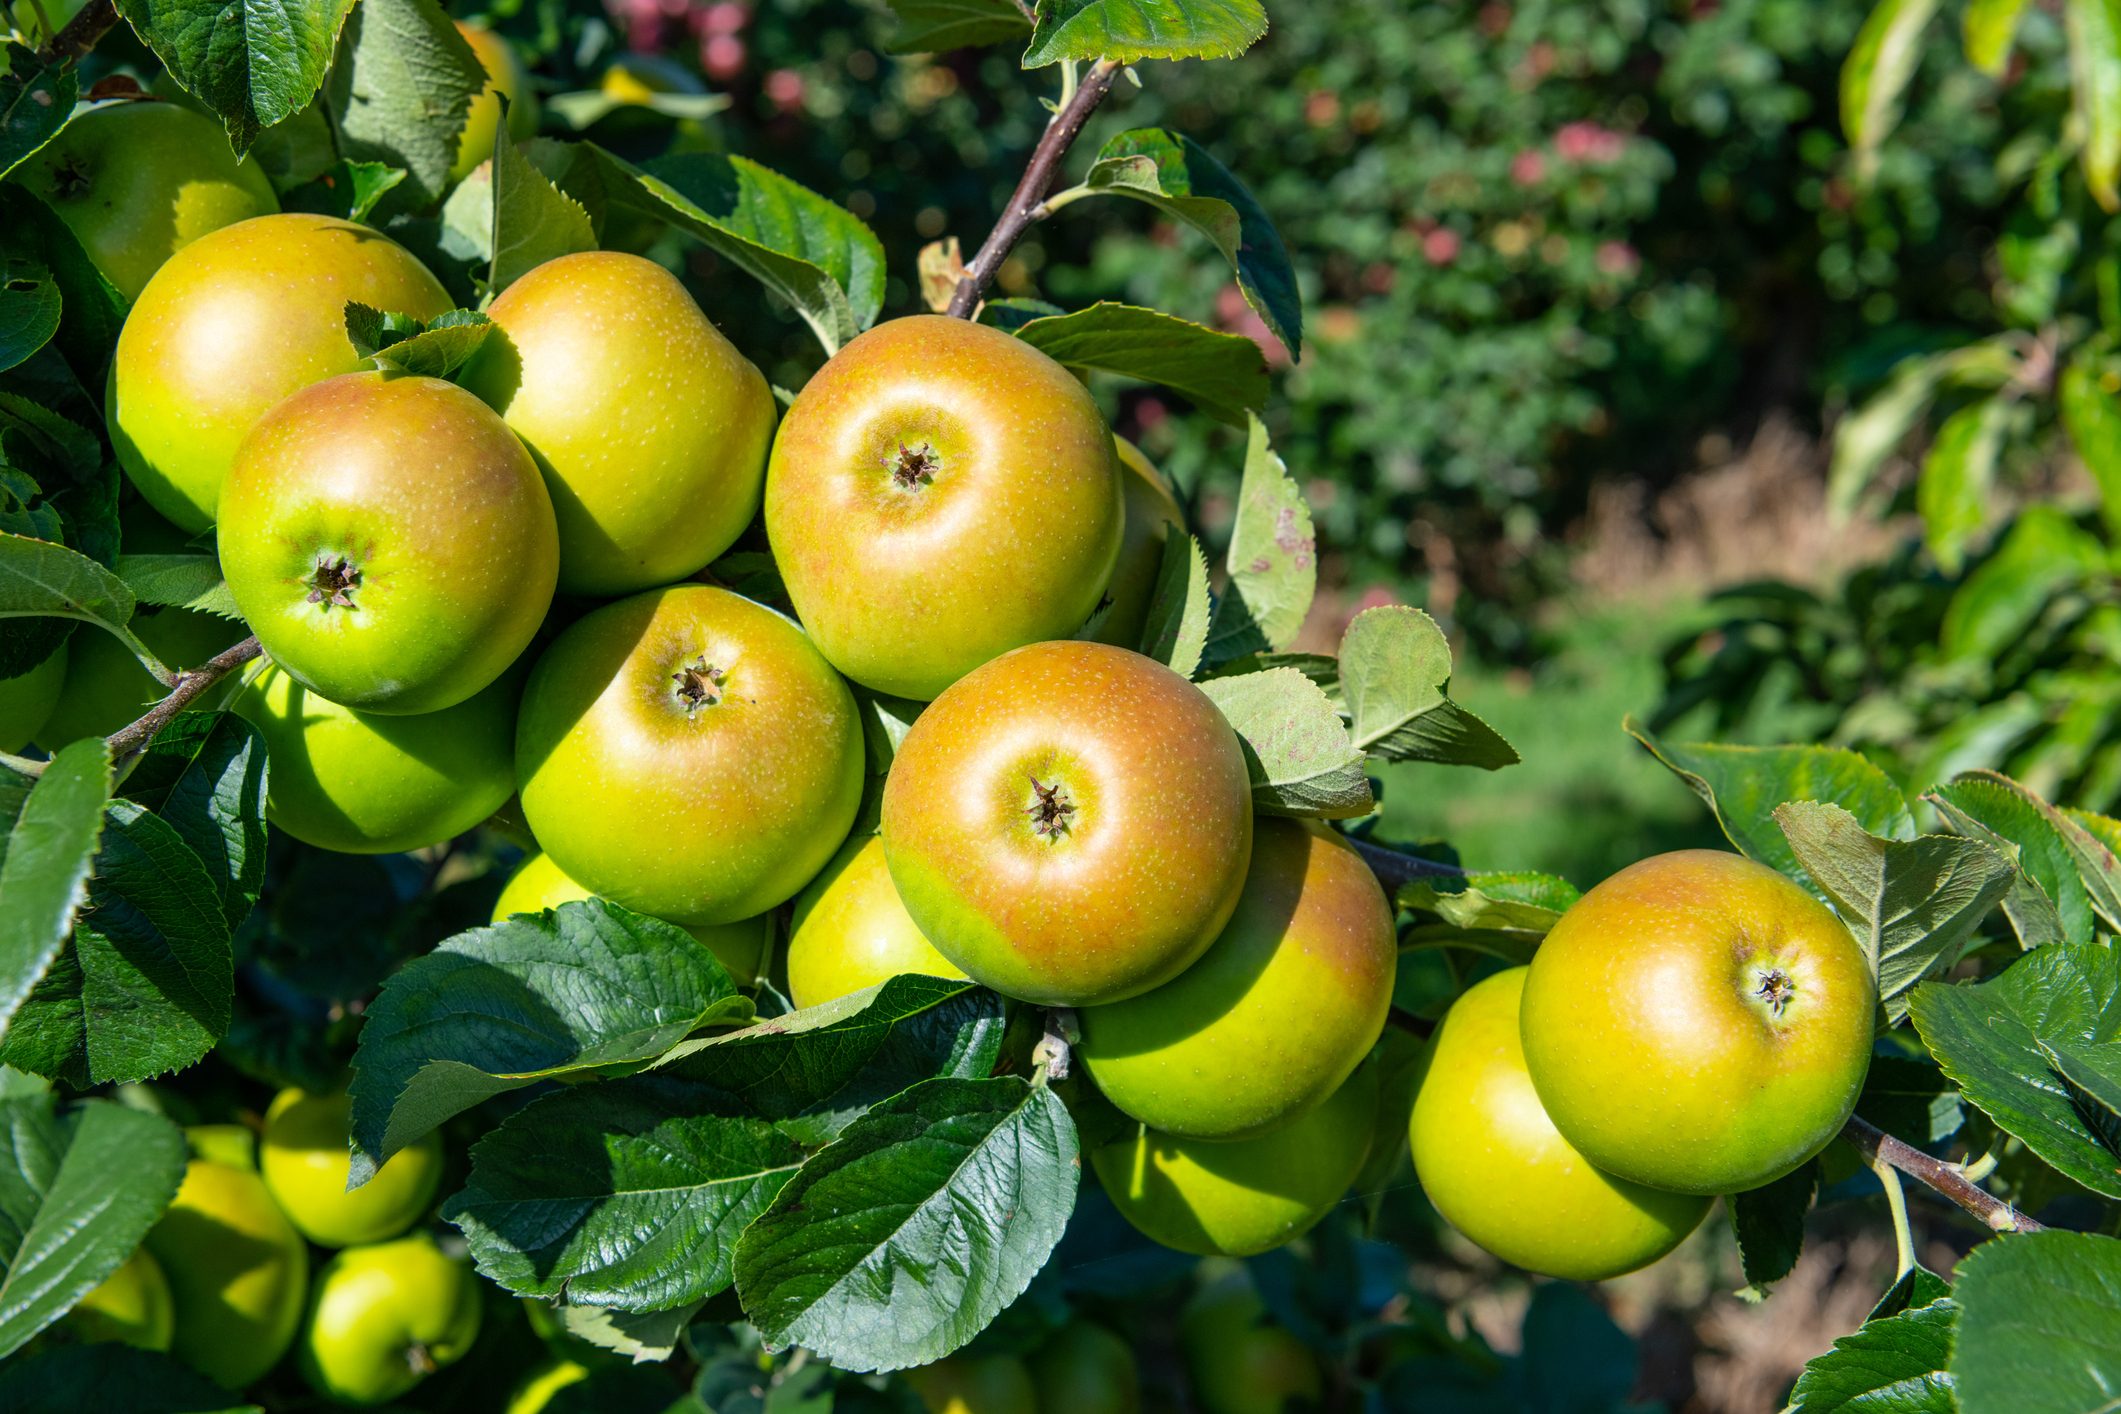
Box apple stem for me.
[35,0,118,62]
[943,59,1124,319]
[1032,1007,1078,1084]
[103,636,263,764]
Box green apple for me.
[1412,968,1709,1280]
[1179,1275,1323,1414]
[35,609,242,749]
[880,640,1252,1006]
[452,22,539,185]
[463,250,776,596]
[144,1158,310,1388]
[764,315,1123,700]
[1519,849,1876,1195]
[1079,818,1396,1138]
[16,100,277,301]
[493,850,771,983]
[0,644,68,752]
[261,1088,442,1248]
[904,1353,1038,1413]
[218,371,557,715]
[785,833,964,1008]
[1093,1063,1377,1258]
[109,213,451,532]
[1026,1321,1140,1414]
[1090,437,1187,649]
[62,1247,174,1351]
[507,1357,591,1414]
[232,662,518,854]
[517,584,864,924]
[299,1232,482,1406]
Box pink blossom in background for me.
[702,33,744,79]
[765,68,805,111]
[1554,120,1626,164]
[1422,228,1461,266]
[1510,149,1546,186]
[1595,240,1640,277]
[1215,284,1291,368]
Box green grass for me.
[1373,600,1724,889]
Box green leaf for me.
[0,263,59,376]
[1773,802,2014,1018]
[879,0,1032,52]
[112,555,240,621]
[2038,1037,2121,1157]
[552,1300,701,1363]
[0,1345,258,1413]
[1872,1263,1952,1319]
[1939,506,2107,665]
[2067,0,2121,211]
[1788,1299,1956,1414]
[445,1074,804,1311]
[490,129,597,296]
[1729,1159,1818,1299]
[1917,395,2009,574]
[733,1076,1079,1372]
[1929,770,2121,946]
[1067,130,1299,359]
[1966,0,2032,73]
[1198,668,1373,818]
[2059,347,2121,541]
[0,533,137,643]
[1203,416,1314,664]
[0,742,111,1045]
[348,899,748,1184]
[0,195,126,389]
[277,159,407,223]
[345,306,495,380]
[1011,303,1268,427]
[1137,532,1210,679]
[323,0,484,208]
[1840,0,1942,160]
[1626,717,1914,891]
[0,45,76,182]
[118,712,267,930]
[1907,944,2121,1198]
[1339,606,1518,770]
[1022,0,1266,67]
[1827,342,2016,520]
[0,1094,186,1358]
[1398,870,1580,936]
[1950,1230,2121,1412]
[1857,1057,1966,1147]
[117,0,355,154]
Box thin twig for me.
[103,636,262,762]
[1348,836,1465,895]
[35,0,120,63]
[944,58,1123,318]
[1841,1114,2045,1234]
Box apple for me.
[261,1088,442,1248]
[1093,1062,1377,1257]
[452,22,540,185]
[34,609,242,749]
[144,1158,310,1388]
[299,1232,482,1406]
[1090,438,1187,649]
[1412,967,1710,1280]
[232,662,518,855]
[493,850,771,983]
[507,1358,591,1414]
[881,640,1252,1006]
[1519,850,1876,1195]
[1079,818,1395,1138]
[108,213,452,532]
[1179,1275,1323,1414]
[517,584,864,924]
[1026,1321,1140,1414]
[0,643,68,753]
[16,100,278,301]
[61,1247,174,1351]
[903,1353,1038,1413]
[764,315,1123,700]
[462,251,776,596]
[218,371,558,715]
[784,833,965,1008]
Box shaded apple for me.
[1026,1320,1140,1414]
[144,1158,309,1388]
[261,1088,442,1248]
[785,833,964,1008]
[299,1232,482,1406]
[452,22,540,185]
[493,850,771,984]
[1179,1274,1323,1414]
[1090,437,1187,650]
[61,1247,174,1351]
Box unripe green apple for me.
[35,609,242,749]
[785,833,964,1008]
[62,1247,174,1351]
[1179,1276,1322,1414]
[261,1088,442,1248]
[507,1357,591,1414]
[1026,1321,1140,1414]
[109,213,451,532]
[1079,818,1395,1139]
[452,22,539,185]
[1412,968,1709,1280]
[1093,1063,1377,1257]
[903,1353,1038,1414]
[0,644,68,752]
[1090,438,1187,649]
[143,1158,309,1388]
[1520,850,1876,1195]
[764,315,1123,700]
[219,371,557,715]
[881,641,1253,1006]
[518,584,864,924]
[232,663,518,854]
[299,1232,482,1406]
[16,100,278,301]
[463,251,776,596]
[493,850,770,983]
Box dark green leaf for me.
[0,196,126,390]
[2038,1038,2121,1157]
[277,159,408,223]
[1340,606,1517,770]
[1023,0,1267,67]
[1198,668,1372,818]
[734,1076,1079,1372]
[1398,870,1579,935]
[0,533,137,644]
[117,0,355,153]
[0,45,75,182]
[345,306,494,380]
[1011,303,1267,426]
[324,0,484,207]
[118,712,267,929]
[1788,1298,1956,1414]
[1730,1159,1818,1299]
[879,0,1032,52]
[490,127,597,295]
[1950,1230,2121,1412]
[0,263,59,375]
[1136,532,1210,679]
[1856,1057,1965,1147]
[0,1345,258,1413]
[1872,1263,1952,1320]
[0,742,110,1045]
[1929,770,2121,946]
[1202,416,1314,664]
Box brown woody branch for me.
[36,0,120,63]
[944,59,1123,319]
[104,636,261,761]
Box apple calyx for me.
[404,1342,436,1377]
[890,441,939,489]
[47,157,93,198]
[1752,965,1796,1019]
[672,655,728,712]
[1025,778,1076,840]
[306,554,361,610]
